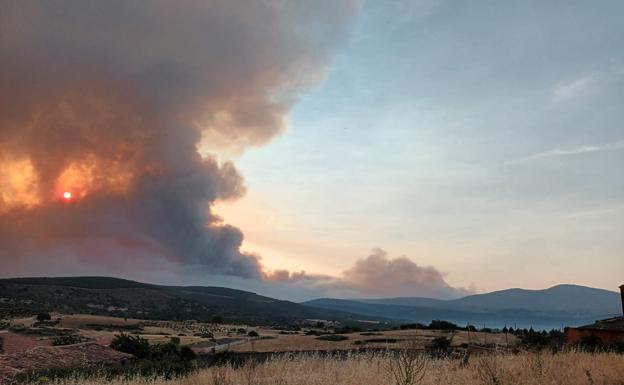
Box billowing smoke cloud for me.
[0,1,356,278]
[253,249,471,300]
[338,248,471,298]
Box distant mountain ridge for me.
[304,284,622,330]
[2,277,619,330]
[0,276,392,326]
[357,285,620,313]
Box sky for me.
[1,1,623,301]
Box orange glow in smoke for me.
[1,153,136,211]
[0,157,41,212]
[54,154,134,200]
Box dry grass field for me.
[0,331,50,354]
[32,351,624,385]
[3,314,221,350]
[226,328,519,353]
[7,313,619,385]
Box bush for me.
[430,337,451,351]
[248,330,259,337]
[36,313,52,322]
[520,329,551,348]
[427,337,452,359]
[52,334,84,346]
[110,333,151,359]
[400,323,426,330]
[335,326,364,334]
[109,333,197,379]
[428,320,458,330]
[578,335,601,350]
[316,334,348,341]
[194,331,215,339]
[386,340,427,385]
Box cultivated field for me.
[226,328,518,353]
[28,351,624,385]
[2,314,520,356]
[3,314,228,350]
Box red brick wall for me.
[565,328,624,345]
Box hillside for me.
[0,277,388,326]
[358,285,621,313]
[305,285,622,330]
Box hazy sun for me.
[63,191,72,200]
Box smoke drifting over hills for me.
[340,248,471,299]
[253,249,470,300]
[0,0,356,278]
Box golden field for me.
[36,351,624,385]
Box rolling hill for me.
[0,276,390,326]
[304,285,622,330]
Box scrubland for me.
[37,350,624,385]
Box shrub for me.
[36,313,52,322]
[52,334,84,346]
[110,333,151,359]
[575,335,604,352]
[248,330,259,337]
[109,333,197,379]
[9,324,26,333]
[194,331,215,339]
[316,334,348,341]
[335,326,364,334]
[427,320,458,331]
[520,329,551,348]
[365,338,399,343]
[428,337,451,357]
[386,340,427,385]
[400,323,426,330]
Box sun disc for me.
[63,191,72,200]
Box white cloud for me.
[505,140,624,166]
[551,74,597,102]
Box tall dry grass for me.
[42,351,624,385]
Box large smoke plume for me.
[0,0,356,278]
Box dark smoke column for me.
[0,0,357,279]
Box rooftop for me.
[576,317,624,332]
